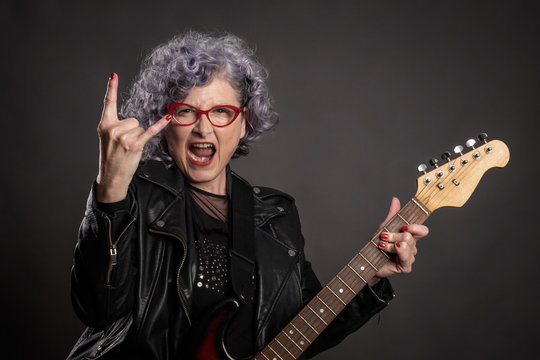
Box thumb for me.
[379,197,401,229]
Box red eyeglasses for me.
[166,103,243,127]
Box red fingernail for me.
[166,114,173,121]
[380,233,389,240]
[401,226,408,232]
[110,73,115,80]
[378,241,386,248]
[396,242,401,248]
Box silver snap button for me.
[253,187,260,194]
[288,249,296,257]
[156,220,165,227]
[143,171,151,178]
[277,206,284,212]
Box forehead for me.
[183,76,240,107]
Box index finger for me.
[102,73,119,123]
[138,115,172,144]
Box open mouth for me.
[188,143,216,166]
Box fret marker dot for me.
[320,308,324,313]
[360,266,365,271]
[300,340,305,346]
[273,358,277,360]
[289,330,293,334]
[339,288,344,293]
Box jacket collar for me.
[136,161,185,196]
[136,160,287,228]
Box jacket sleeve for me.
[70,182,138,329]
[300,254,394,358]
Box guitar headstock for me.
[414,135,509,212]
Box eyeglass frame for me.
[166,103,244,127]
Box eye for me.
[211,107,235,116]
[174,106,196,117]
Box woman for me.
[69,32,428,359]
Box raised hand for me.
[371,197,429,283]
[96,73,171,203]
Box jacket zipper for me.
[294,267,303,305]
[96,325,126,355]
[105,216,136,285]
[268,223,278,239]
[148,228,192,326]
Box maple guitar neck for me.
[253,138,509,360]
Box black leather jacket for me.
[69,161,394,359]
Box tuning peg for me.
[429,158,439,168]
[478,133,488,144]
[453,145,464,156]
[465,139,476,149]
[441,151,452,162]
[417,163,427,174]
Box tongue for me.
[190,146,214,158]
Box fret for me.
[325,285,346,305]
[370,240,390,259]
[411,197,430,215]
[267,344,283,360]
[290,322,311,343]
[275,338,294,358]
[307,305,328,325]
[336,275,357,295]
[316,295,337,315]
[260,352,270,360]
[397,213,409,225]
[346,264,367,284]
[358,252,378,271]
[298,314,320,335]
[383,226,390,232]
[281,330,304,352]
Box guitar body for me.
[186,298,254,360]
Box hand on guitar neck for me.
[369,197,429,286]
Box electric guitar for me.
[193,134,510,360]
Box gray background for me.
[3,0,539,359]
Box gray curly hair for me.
[120,31,278,160]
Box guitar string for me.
[257,148,491,359]
[256,145,496,359]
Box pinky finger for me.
[395,242,415,273]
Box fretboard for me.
[254,197,431,360]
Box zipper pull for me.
[110,244,117,266]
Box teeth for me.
[191,143,214,148]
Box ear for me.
[240,107,247,138]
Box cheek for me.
[165,128,187,154]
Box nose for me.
[193,113,214,137]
